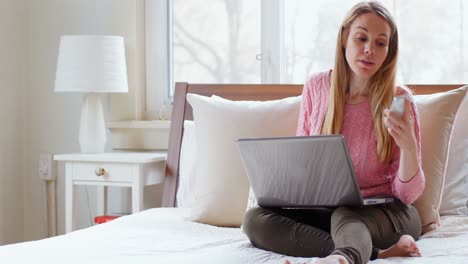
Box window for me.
[397,0,467,84]
[283,0,467,84]
[145,0,467,116]
[172,0,261,85]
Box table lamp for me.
[54,35,128,153]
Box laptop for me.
[236,135,394,208]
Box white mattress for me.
[1,208,468,264]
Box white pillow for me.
[176,120,197,208]
[439,86,468,216]
[413,86,466,233]
[186,93,301,227]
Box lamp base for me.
[79,94,106,153]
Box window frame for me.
[144,0,467,119]
[145,0,284,118]
[260,0,285,84]
[145,0,172,120]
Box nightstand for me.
[54,151,167,233]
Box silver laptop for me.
[237,135,394,208]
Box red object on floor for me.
[94,215,121,224]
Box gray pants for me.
[243,200,421,264]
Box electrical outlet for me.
[39,153,55,181]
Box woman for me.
[243,2,425,264]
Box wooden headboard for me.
[162,83,464,207]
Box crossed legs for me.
[243,200,422,264]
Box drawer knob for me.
[95,168,106,176]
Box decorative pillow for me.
[176,120,197,208]
[413,86,467,233]
[186,93,301,227]
[439,86,468,216]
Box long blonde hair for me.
[321,1,398,164]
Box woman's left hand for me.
[383,98,417,152]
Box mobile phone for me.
[389,95,405,116]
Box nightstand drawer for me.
[72,163,134,182]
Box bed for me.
[1,83,467,264]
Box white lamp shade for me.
[55,35,128,93]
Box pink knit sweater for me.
[296,71,425,204]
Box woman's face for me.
[343,13,391,80]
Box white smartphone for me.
[389,95,405,116]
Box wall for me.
[23,0,161,240]
[0,0,26,244]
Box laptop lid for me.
[237,135,391,208]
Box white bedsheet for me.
[1,208,467,264]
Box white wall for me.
[23,0,160,241]
[0,0,26,244]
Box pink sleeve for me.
[391,94,425,204]
[296,80,313,136]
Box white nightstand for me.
[54,151,167,233]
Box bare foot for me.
[378,234,422,258]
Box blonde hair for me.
[321,1,398,164]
